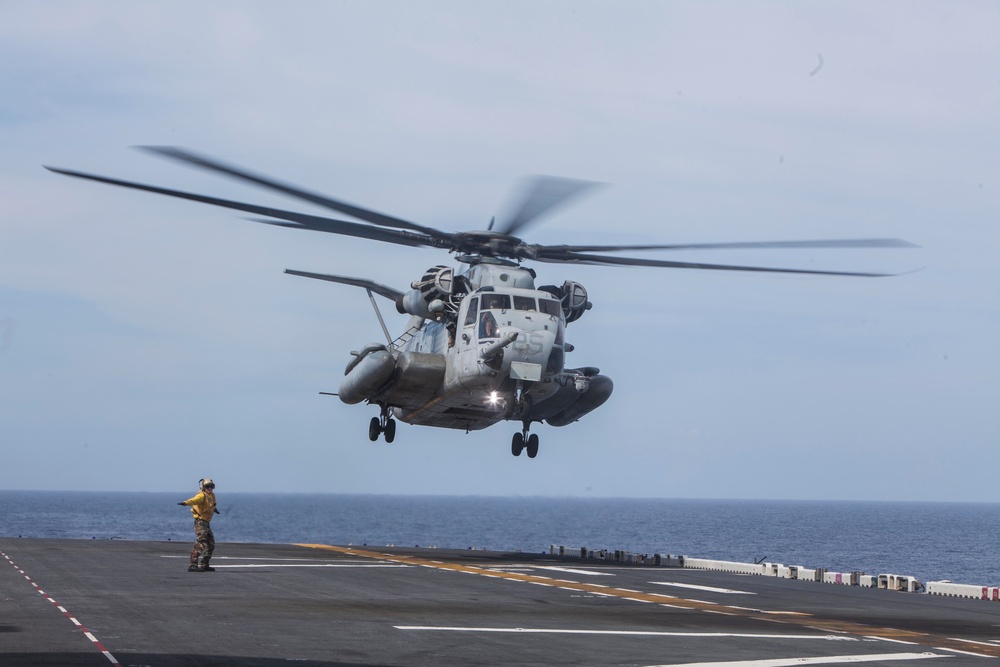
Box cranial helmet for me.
[200,477,215,489]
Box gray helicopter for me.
[47,148,916,458]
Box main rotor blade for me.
[284,270,403,301]
[534,250,902,276]
[494,175,603,237]
[536,238,919,255]
[45,166,443,249]
[138,146,452,241]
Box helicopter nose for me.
[507,327,556,369]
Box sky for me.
[1,1,997,500]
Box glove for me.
[177,502,185,506]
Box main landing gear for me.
[508,381,538,458]
[368,405,396,443]
[511,421,539,458]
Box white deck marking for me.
[646,653,947,666]
[867,635,918,645]
[935,646,994,658]
[2,550,121,664]
[485,567,534,572]
[650,581,756,595]
[395,626,856,640]
[212,563,407,568]
[948,637,1000,648]
[160,555,394,564]
[533,566,614,576]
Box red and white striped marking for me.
[1,550,120,665]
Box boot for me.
[188,563,201,572]
[201,557,216,572]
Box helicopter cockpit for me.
[466,291,563,337]
[459,287,566,380]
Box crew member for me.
[178,477,220,572]
[479,311,498,339]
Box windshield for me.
[479,311,499,340]
[463,296,479,325]
[539,299,561,317]
[481,293,510,310]
[513,295,536,311]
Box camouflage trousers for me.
[190,519,215,566]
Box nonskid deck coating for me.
[1,538,998,666]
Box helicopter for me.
[47,148,916,459]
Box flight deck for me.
[2,538,998,666]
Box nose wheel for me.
[368,406,396,443]
[511,423,539,458]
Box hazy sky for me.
[1,2,997,500]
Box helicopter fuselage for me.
[338,263,613,446]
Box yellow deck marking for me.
[297,544,1000,659]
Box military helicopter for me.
[47,148,916,458]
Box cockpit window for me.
[539,299,561,317]
[464,296,479,326]
[479,311,499,340]
[513,296,536,311]
[480,294,510,311]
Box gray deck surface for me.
[1,538,998,666]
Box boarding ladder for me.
[390,323,422,352]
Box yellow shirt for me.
[182,490,217,522]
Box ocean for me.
[1,492,997,587]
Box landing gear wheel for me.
[383,418,396,444]
[526,433,539,459]
[368,417,381,442]
[511,432,524,457]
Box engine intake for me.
[540,280,592,323]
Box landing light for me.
[488,391,500,405]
